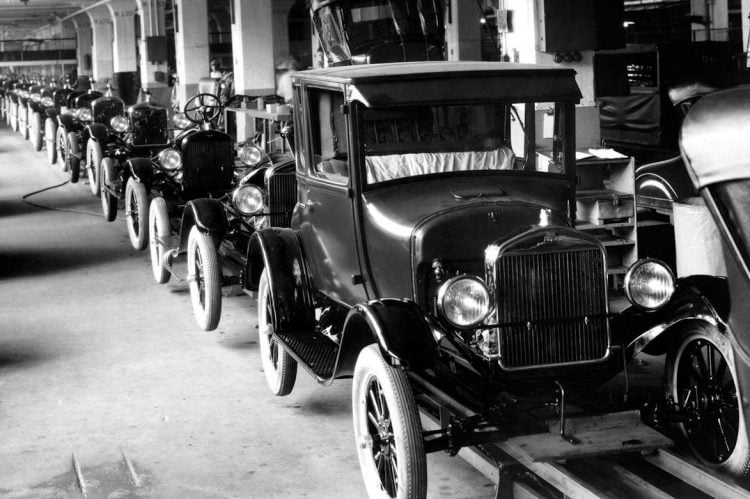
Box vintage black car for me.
[45,84,76,166]
[57,88,103,183]
[14,82,31,139]
[81,87,126,197]
[666,84,750,475]
[149,121,297,331]
[142,92,237,329]
[99,89,171,239]
[242,62,749,495]
[27,80,58,153]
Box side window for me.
[309,88,349,184]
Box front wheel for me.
[257,269,297,395]
[30,112,43,151]
[99,158,117,222]
[86,140,103,196]
[19,107,28,139]
[45,118,57,165]
[665,324,750,478]
[353,344,427,499]
[149,197,172,284]
[187,226,221,331]
[56,126,67,170]
[66,132,80,183]
[124,178,149,250]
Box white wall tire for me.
[19,107,28,139]
[100,158,117,222]
[56,126,67,170]
[66,132,80,183]
[30,112,43,151]
[257,269,297,396]
[187,226,222,331]
[149,197,172,284]
[125,178,149,251]
[665,323,750,478]
[353,344,427,499]
[86,140,103,196]
[45,118,57,165]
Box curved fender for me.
[177,199,228,251]
[101,157,117,187]
[86,123,108,146]
[45,108,58,120]
[57,113,76,129]
[335,299,436,375]
[247,228,313,332]
[126,157,154,184]
[622,275,729,357]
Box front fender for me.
[126,157,154,184]
[247,228,313,332]
[45,108,58,120]
[335,299,436,376]
[177,199,228,251]
[86,123,108,146]
[57,113,76,129]
[621,275,729,357]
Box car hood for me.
[361,175,571,301]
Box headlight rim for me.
[437,274,492,329]
[231,184,265,216]
[110,115,129,132]
[157,148,182,171]
[239,143,264,167]
[172,112,192,130]
[77,108,92,121]
[624,258,676,311]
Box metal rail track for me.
[421,411,750,498]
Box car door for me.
[298,86,367,305]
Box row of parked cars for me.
[3,65,750,497]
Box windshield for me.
[360,101,571,184]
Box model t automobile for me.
[239,62,750,496]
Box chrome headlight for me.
[239,143,264,166]
[20,90,29,98]
[41,96,53,107]
[624,259,675,310]
[437,275,491,328]
[78,108,92,121]
[30,93,41,102]
[110,115,129,132]
[232,185,264,216]
[158,148,182,170]
[173,112,192,129]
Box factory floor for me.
[0,122,495,497]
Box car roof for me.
[680,84,750,188]
[295,61,582,106]
[297,61,574,84]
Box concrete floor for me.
[0,123,495,497]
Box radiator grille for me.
[93,100,124,125]
[268,172,297,227]
[495,247,608,369]
[181,139,235,196]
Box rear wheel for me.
[187,226,221,331]
[99,158,117,222]
[66,132,80,183]
[665,324,750,478]
[30,112,42,151]
[257,269,297,395]
[86,140,103,196]
[45,118,57,164]
[353,344,427,499]
[149,197,172,284]
[125,178,149,250]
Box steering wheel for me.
[183,93,222,124]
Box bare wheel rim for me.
[193,245,206,306]
[365,376,399,496]
[675,337,739,464]
[129,187,141,234]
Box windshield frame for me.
[351,99,576,191]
